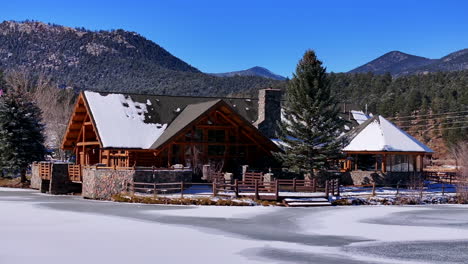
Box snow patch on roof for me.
[343,116,433,153]
[351,110,370,125]
[85,91,167,148]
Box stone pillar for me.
[30,163,42,190]
[242,165,249,181]
[263,173,274,183]
[254,88,282,138]
[202,165,211,181]
[224,173,233,183]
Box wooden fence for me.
[38,162,52,180]
[423,171,459,184]
[128,182,211,198]
[127,178,340,201]
[68,164,82,182]
[243,172,263,184]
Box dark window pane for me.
[208,145,225,156]
[208,130,225,143]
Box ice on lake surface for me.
[1,187,468,264]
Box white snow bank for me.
[0,187,31,192]
[84,91,167,148]
[301,206,468,242]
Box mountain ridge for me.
[210,66,286,80]
[0,20,281,96]
[349,49,468,76]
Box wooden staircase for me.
[283,197,332,207]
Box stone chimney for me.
[254,88,282,138]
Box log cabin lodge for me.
[61,89,282,176]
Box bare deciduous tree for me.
[451,142,468,203]
[4,70,75,160]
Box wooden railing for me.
[326,178,340,197]
[211,172,229,183]
[38,162,52,180]
[214,178,340,200]
[68,164,82,182]
[243,172,263,184]
[423,171,458,184]
[128,182,212,198]
[277,178,318,192]
[82,165,187,171]
[127,178,339,201]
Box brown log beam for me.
[76,141,100,146]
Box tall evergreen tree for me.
[0,83,46,182]
[275,50,346,176]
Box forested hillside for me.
[329,71,468,157]
[0,21,279,96]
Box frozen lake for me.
[1,187,468,264]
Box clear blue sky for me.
[1,0,467,77]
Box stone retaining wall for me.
[348,170,422,185]
[82,168,193,200]
[82,168,135,200]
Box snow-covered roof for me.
[351,110,371,125]
[343,115,433,153]
[82,91,263,149]
[85,91,167,148]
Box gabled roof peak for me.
[343,115,433,153]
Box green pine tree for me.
[275,50,346,176]
[0,84,46,182]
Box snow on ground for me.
[0,187,31,192]
[0,200,269,264]
[301,206,468,242]
[147,205,279,218]
[3,188,468,264]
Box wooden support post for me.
[355,155,358,171]
[275,180,279,201]
[372,182,376,196]
[333,179,337,196]
[212,179,217,197]
[234,179,239,197]
[254,179,259,200]
[382,154,387,173]
[396,181,400,196]
[336,179,340,196]
[293,178,297,192]
[325,180,329,197]
[153,183,157,198]
[180,181,185,199]
[419,155,424,172]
